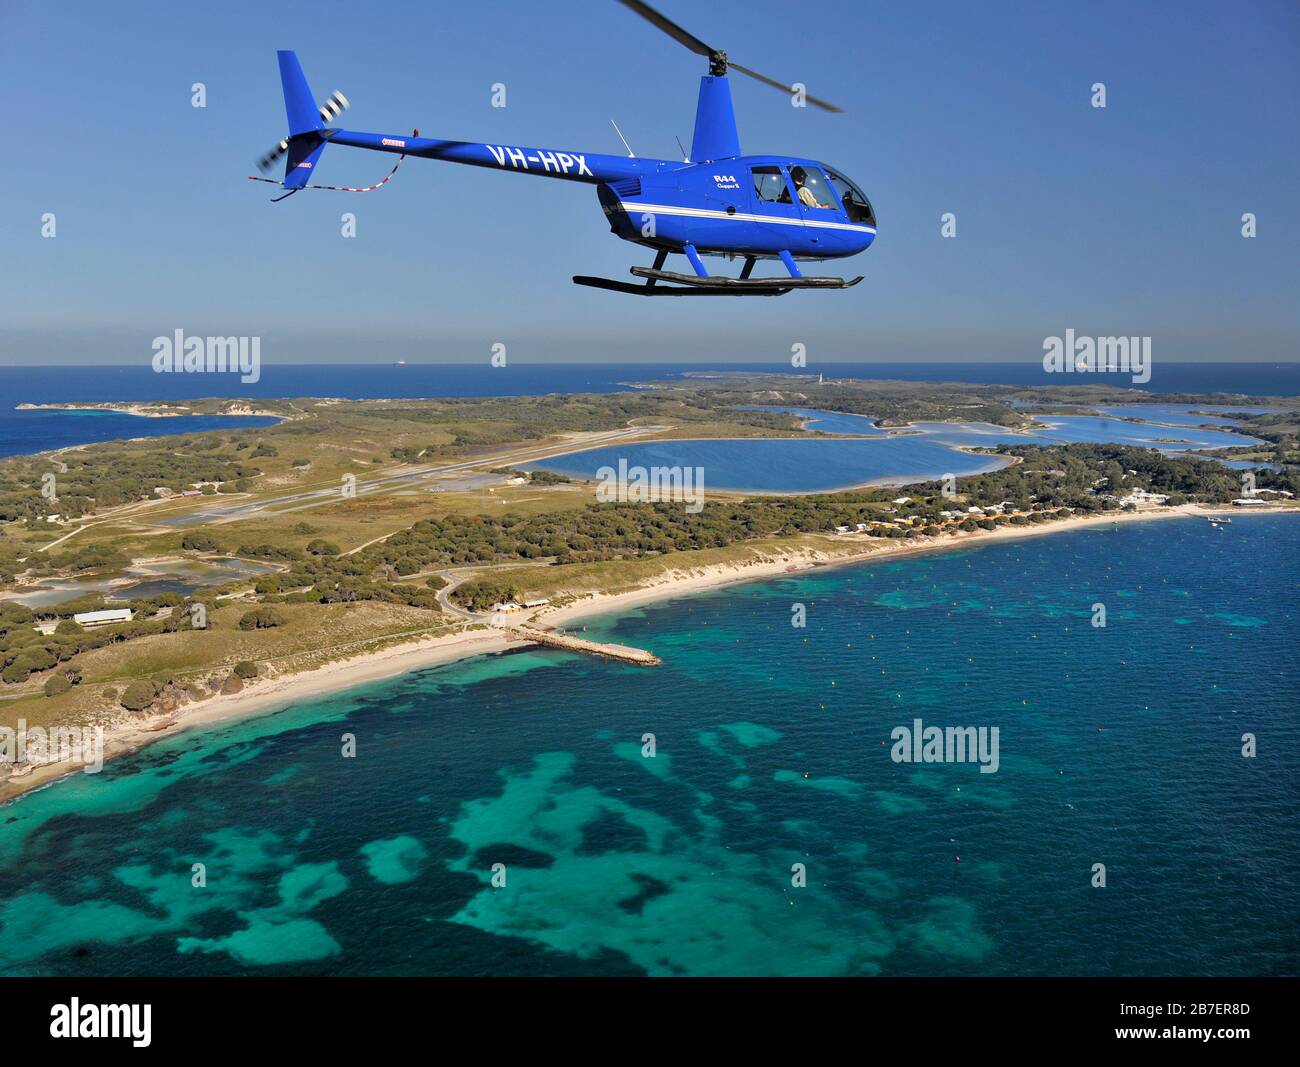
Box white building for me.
[1118,489,1168,507]
[72,608,133,628]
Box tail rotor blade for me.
[254,89,349,175]
[318,89,349,125]
[255,139,290,174]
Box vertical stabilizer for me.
[278,50,323,137]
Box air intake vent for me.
[609,178,641,199]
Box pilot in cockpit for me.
[790,166,832,209]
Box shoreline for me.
[6,405,288,462]
[0,629,527,803]
[15,402,289,419]
[534,502,1211,626]
[2,502,1294,804]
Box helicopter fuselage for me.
[327,130,875,262]
[596,155,876,262]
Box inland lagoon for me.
[527,406,1266,492]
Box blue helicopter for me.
[251,0,876,296]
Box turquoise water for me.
[1,515,1296,976]
[527,407,1265,492]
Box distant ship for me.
[394,360,407,367]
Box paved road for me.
[152,425,660,527]
[432,568,482,621]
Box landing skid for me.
[633,267,862,290]
[573,273,795,297]
[573,254,863,297]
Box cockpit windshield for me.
[825,170,876,226]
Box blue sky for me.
[1,0,1297,364]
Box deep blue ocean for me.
[4,362,1298,404]
[1,516,1296,976]
[0,409,280,458]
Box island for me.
[2,375,1297,799]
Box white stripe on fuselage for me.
[615,201,876,234]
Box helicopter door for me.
[788,165,842,254]
[748,165,804,246]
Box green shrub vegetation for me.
[238,607,287,630]
[120,679,160,711]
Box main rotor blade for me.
[617,0,713,57]
[729,61,843,112]
[617,1,844,112]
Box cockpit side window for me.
[752,165,792,204]
[790,166,836,210]
[826,170,876,225]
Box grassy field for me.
[0,598,456,732]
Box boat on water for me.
[1208,516,1232,526]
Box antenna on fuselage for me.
[610,119,636,158]
[675,134,689,163]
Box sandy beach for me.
[2,502,1290,804]
[0,629,525,802]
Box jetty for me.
[506,626,661,666]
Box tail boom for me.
[327,130,653,185]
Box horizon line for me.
[3,359,1298,369]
